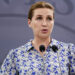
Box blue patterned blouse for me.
[0,39,75,75]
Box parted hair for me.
[28,1,54,20]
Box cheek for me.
[48,22,54,31]
[49,22,54,27]
[31,23,39,32]
[30,22,36,29]
[33,22,40,29]
[51,21,54,27]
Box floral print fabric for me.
[0,39,75,75]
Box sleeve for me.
[68,43,75,74]
[0,49,16,75]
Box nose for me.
[42,19,47,27]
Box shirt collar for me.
[25,39,33,52]
[25,38,59,52]
[49,38,58,46]
[49,38,60,49]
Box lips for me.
[41,29,48,33]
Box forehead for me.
[33,8,54,17]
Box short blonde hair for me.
[28,1,54,20]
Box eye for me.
[47,17,52,21]
[36,16,42,20]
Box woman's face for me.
[28,8,54,39]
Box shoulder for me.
[11,39,32,55]
[52,38,75,51]
[7,39,32,57]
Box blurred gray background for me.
[0,0,75,66]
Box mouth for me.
[41,29,48,33]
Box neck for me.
[32,37,51,50]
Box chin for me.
[39,34,50,39]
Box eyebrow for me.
[36,15,53,18]
[36,15,42,17]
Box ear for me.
[28,19,32,28]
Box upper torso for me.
[0,38,75,75]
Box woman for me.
[0,1,75,75]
